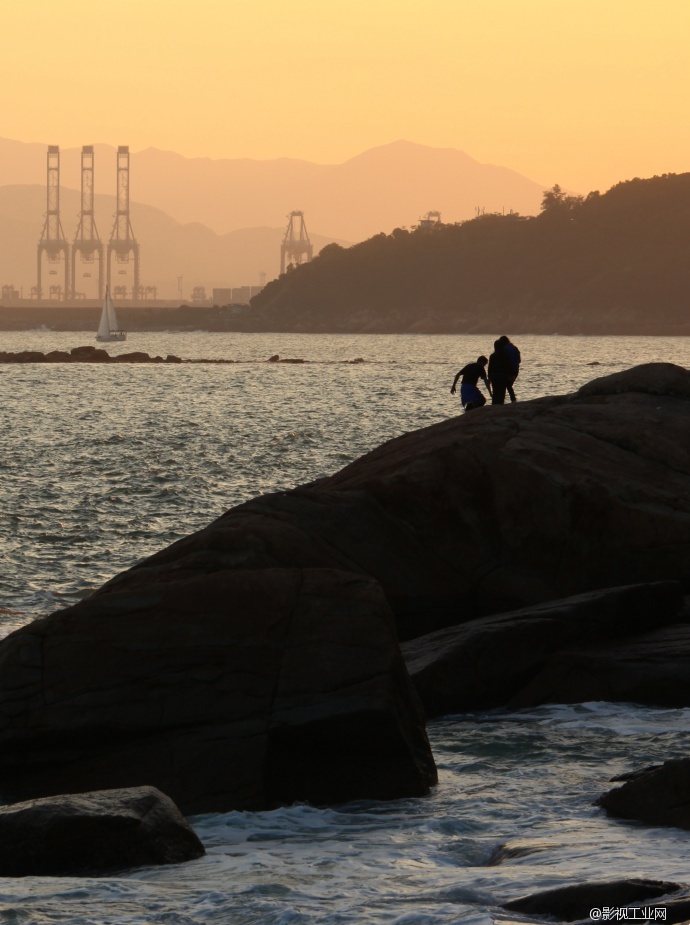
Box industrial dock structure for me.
[2,145,318,308]
[36,145,141,302]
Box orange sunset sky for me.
[1,0,689,195]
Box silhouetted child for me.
[451,356,491,411]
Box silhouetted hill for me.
[0,137,546,242]
[250,174,690,335]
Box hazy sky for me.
[2,0,688,194]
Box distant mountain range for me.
[0,137,549,298]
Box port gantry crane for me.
[107,146,140,299]
[72,145,104,300]
[36,146,70,300]
[280,211,313,275]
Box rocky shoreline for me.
[0,362,688,870]
[0,346,187,364]
[0,346,364,364]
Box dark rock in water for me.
[656,896,690,925]
[504,879,684,921]
[70,345,106,360]
[0,348,185,364]
[401,582,684,715]
[596,757,690,829]
[0,350,47,363]
[485,840,549,866]
[266,354,306,363]
[0,569,436,814]
[113,351,155,363]
[0,786,205,876]
[609,763,662,783]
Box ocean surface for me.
[1,330,690,924]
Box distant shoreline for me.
[1,304,689,336]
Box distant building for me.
[212,288,234,305]
[212,286,265,306]
[418,211,442,232]
[231,287,252,304]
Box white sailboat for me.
[96,287,127,342]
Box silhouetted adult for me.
[498,335,521,402]
[488,340,511,404]
[450,355,491,411]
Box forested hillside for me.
[250,174,690,335]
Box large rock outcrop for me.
[0,362,688,811]
[0,569,436,814]
[0,786,204,876]
[99,361,690,640]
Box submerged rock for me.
[0,786,204,876]
[112,351,158,362]
[503,879,684,921]
[0,350,47,362]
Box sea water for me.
[1,331,690,924]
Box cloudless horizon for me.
[1,0,689,197]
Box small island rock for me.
[0,786,204,876]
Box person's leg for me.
[492,380,506,404]
[507,379,516,402]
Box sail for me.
[96,286,126,340]
[107,292,121,333]
[97,292,112,339]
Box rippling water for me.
[1,331,689,923]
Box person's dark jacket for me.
[488,350,510,383]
